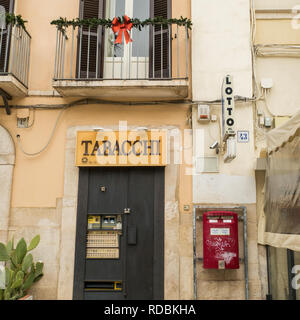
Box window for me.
[0,0,14,72]
[77,0,171,79]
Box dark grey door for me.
[73,167,164,300]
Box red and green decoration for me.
[112,15,133,44]
[51,15,192,33]
[5,13,27,30]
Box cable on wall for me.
[14,98,195,157]
[16,107,67,157]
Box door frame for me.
[57,125,182,300]
[73,166,165,300]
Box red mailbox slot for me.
[203,211,239,269]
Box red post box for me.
[203,211,239,269]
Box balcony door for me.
[77,0,170,80]
[103,0,150,79]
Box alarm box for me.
[203,211,239,269]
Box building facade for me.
[0,0,299,300]
[0,0,193,300]
[254,0,300,300]
[192,0,263,300]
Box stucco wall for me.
[0,103,194,299]
[191,0,264,300]
[191,0,255,204]
[0,104,192,208]
[192,0,253,101]
[16,0,79,93]
[255,0,300,10]
[255,19,300,118]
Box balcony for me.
[0,23,31,100]
[52,22,190,101]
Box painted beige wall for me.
[192,0,253,101]
[192,104,256,204]
[256,20,300,44]
[191,0,265,300]
[255,58,300,117]
[192,0,255,204]
[255,0,300,10]
[16,0,79,93]
[255,20,300,117]
[0,104,192,208]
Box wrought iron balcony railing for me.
[0,23,31,88]
[53,22,190,81]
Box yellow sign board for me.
[76,131,167,167]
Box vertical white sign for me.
[222,75,236,141]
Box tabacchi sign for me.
[222,75,236,141]
[76,130,167,166]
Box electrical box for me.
[264,117,273,128]
[203,211,239,269]
[197,104,210,122]
[17,108,30,128]
[259,116,265,126]
[257,108,264,117]
[210,114,217,122]
[261,78,273,89]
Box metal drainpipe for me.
[192,205,249,300]
[242,206,249,300]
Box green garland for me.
[5,13,27,30]
[51,16,192,32]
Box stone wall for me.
[0,125,15,244]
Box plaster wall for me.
[191,0,263,300]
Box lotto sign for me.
[222,75,236,141]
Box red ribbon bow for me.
[112,15,133,44]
